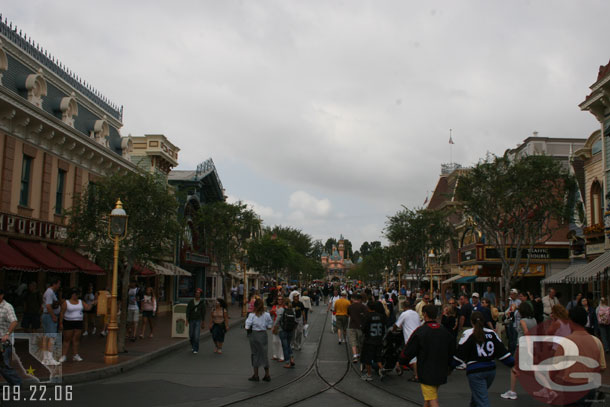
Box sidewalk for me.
[14,304,245,385]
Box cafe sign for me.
[0,212,67,241]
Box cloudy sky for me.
[4,1,608,249]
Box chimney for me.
[533,131,539,137]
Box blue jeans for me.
[1,342,22,386]
[279,330,293,361]
[467,370,495,407]
[506,325,518,354]
[189,320,201,352]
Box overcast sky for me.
[4,1,608,250]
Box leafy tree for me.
[385,207,454,284]
[324,238,337,254]
[66,171,180,352]
[310,240,325,261]
[360,241,371,258]
[268,226,313,257]
[248,233,291,283]
[194,201,261,301]
[343,239,354,259]
[455,154,574,302]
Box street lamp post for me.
[105,199,128,365]
[428,249,436,295]
[241,250,249,317]
[384,266,388,290]
[396,261,402,294]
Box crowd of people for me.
[236,281,607,407]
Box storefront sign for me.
[462,249,475,262]
[185,251,210,265]
[0,212,67,241]
[586,242,605,256]
[485,247,569,261]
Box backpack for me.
[280,308,297,331]
[599,307,610,326]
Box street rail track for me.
[219,310,423,407]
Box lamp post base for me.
[104,323,119,365]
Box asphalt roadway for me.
[10,305,550,407]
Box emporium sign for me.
[0,212,67,241]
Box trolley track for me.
[220,311,422,407]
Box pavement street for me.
[2,305,578,406]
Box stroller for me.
[380,330,406,376]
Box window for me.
[55,169,66,215]
[591,181,603,225]
[19,155,32,206]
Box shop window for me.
[19,155,32,206]
[55,169,66,215]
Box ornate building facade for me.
[321,236,353,282]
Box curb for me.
[60,316,245,385]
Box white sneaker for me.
[73,354,83,362]
[42,357,60,366]
[361,374,373,381]
[500,390,517,400]
[92,327,97,335]
[101,330,107,337]
[193,350,198,354]
[58,355,67,363]
[82,331,88,336]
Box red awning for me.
[47,245,106,275]
[0,240,40,272]
[9,239,77,273]
[133,263,155,276]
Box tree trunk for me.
[117,264,131,353]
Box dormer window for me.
[60,92,78,127]
[25,68,47,108]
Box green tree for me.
[66,171,180,352]
[310,240,325,261]
[194,201,261,301]
[324,238,337,253]
[455,154,575,302]
[268,226,313,257]
[248,233,291,282]
[359,241,371,258]
[385,207,454,283]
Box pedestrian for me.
[360,300,386,381]
[532,294,543,323]
[0,288,21,386]
[394,300,421,382]
[334,291,351,344]
[238,281,245,307]
[566,292,583,311]
[578,297,598,335]
[471,293,483,312]
[542,288,559,321]
[275,299,297,368]
[347,293,367,363]
[500,302,537,400]
[59,288,96,362]
[270,295,285,362]
[441,304,457,338]
[456,311,515,407]
[126,280,140,342]
[41,278,61,366]
[400,304,455,407]
[301,290,312,325]
[209,298,229,354]
[139,286,157,339]
[82,283,97,337]
[186,288,206,354]
[597,297,610,353]
[457,294,474,341]
[21,281,42,333]
[245,298,273,382]
[416,293,431,321]
[503,289,521,355]
[482,286,496,307]
[291,293,306,350]
[479,298,494,330]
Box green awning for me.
[456,276,477,283]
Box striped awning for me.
[442,274,462,285]
[542,263,585,284]
[565,251,610,283]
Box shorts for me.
[347,328,363,348]
[420,384,439,401]
[21,313,41,330]
[361,343,382,365]
[42,313,58,337]
[335,315,348,332]
[127,309,140,322]
[63,320,83,330]
[142,310,155,318]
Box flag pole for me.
[449,128,453,164]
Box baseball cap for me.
[341,291,347,296]
[195,288,203,294]
[471,292,479,298]
[510,288,518,294]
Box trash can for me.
[172,303,188,338]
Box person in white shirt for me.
[0,288,21,385]
[42,279,61,365]
[245,298,273,382]
[394,299,421,380]
[542,288,559,320]
[300,291,312,325]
